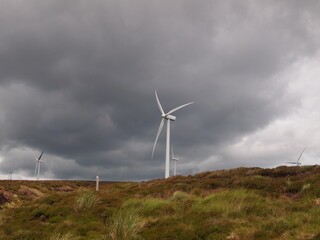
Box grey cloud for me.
[0,0,319,180]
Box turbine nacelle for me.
[163,114,176,121]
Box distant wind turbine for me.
[34,151,44,180]
[152,90,193,178]
[286,148,305,166]
[8,170,13,180]
[171,147,181,176]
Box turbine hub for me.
[165,114,176,121]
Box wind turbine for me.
[8,170,13,180]
[286,148,305,166]
[151,90,193,178]
[171,147,181,176]
[34,151,44,180]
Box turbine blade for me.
[151,118,164,159]
[286,162,297,164]
[38,151,44,160]
[297,148,306,163]
[155,90,165,115]
[167,102,194,115]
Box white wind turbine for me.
[34,151,44,180]
[286,148,305,166]
[151,90,193,178]
[8,170,13,180]
[171,147,181,176]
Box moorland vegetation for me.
[1,166,320,239]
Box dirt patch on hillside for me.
[54,186,75,192]
[280,193,300,201]
[18,185,44,200]
[0,193,8,205]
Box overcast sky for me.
[0,0,320,181]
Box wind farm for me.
[1,87,320,240]
[1,0,320,239]
[1,89,319,239]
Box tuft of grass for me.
[107,209,145,240]
[73,190,99,213]
[170,191,192,201]
[48,232,78,240]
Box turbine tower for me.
[286,148,305,166]
[152,90,193,178]
[34,151,44,180]
[171,147,181,176]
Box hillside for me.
[1,166,320,240]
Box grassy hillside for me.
[1,166,320,240]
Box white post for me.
[174,160,177,176]
[96,176,99,191]
[165,120,170,178]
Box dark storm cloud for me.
[0,0,320,180]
